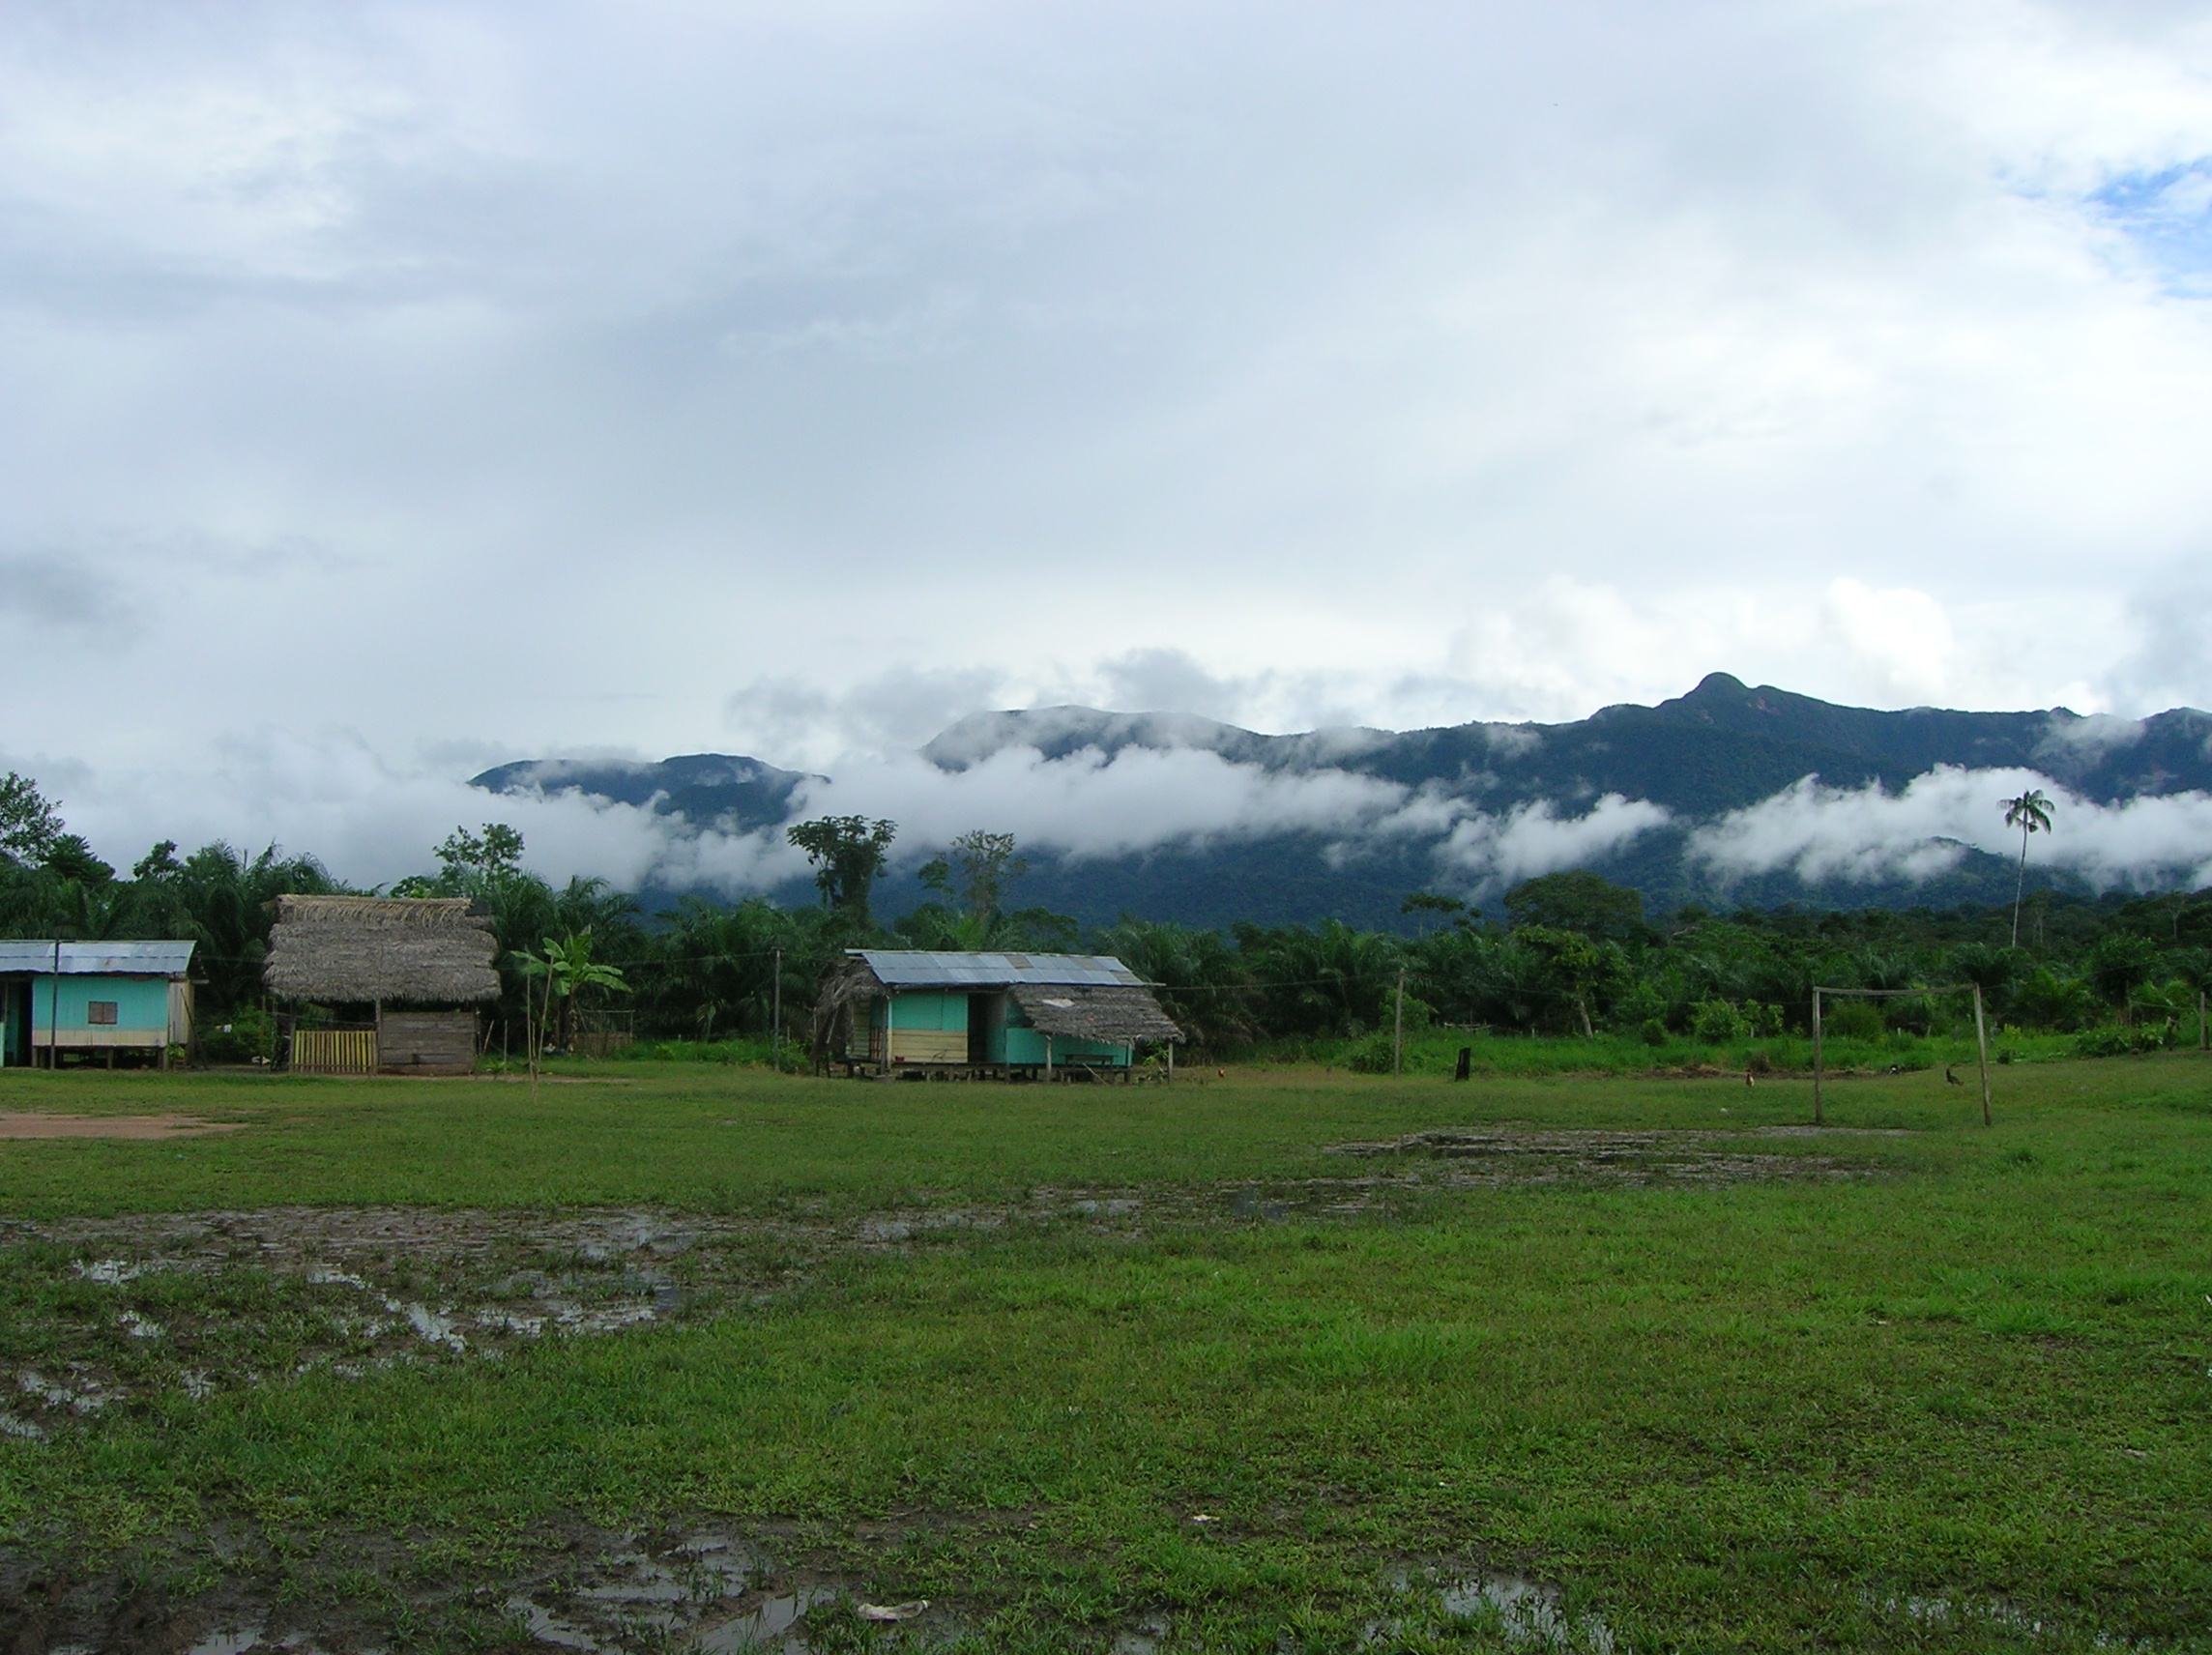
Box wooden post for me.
[1043,1033,1053,1083]
[771,947,782,1072]
[1811,987,1823,1127]
[1972,984,1992,1127]
[884,994,894,1077]
[2200,989,2207,1053]
[1393,968,1406,1079]
[1166,1040,1174,1084]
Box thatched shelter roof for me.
[1007,982,1181,1044]
[263,895,501,1004]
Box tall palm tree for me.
[2003,789,2054,948]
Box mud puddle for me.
[1324,1126,1887,1187]
[3,1520,970,1655]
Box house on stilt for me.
[813,950,1181,1079]
[0,941,197,1068]
[262,896,501,1075]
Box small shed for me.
[0,941,196,1068]
[262,896,500,1075]
[815,950,1181,1078]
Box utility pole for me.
[1972,984,1993,1127]
[48,936,61,1070]
[1393,967,1406,1079]
[771,947,782,1072]
[1811,988,1822,1126]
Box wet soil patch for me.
[0,1131,1889,1438]
[0,1115,247,1141]
[1323,1126,1892,1188]
[0,1515,988,1655]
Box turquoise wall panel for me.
[30,975,170,1033]
[875,992,969,1032]
[998,1026,1129,1066]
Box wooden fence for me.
[292,1029,377,1075]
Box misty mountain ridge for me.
[473,674,2212,927]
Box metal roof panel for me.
[853,949,1145,988]
[0,941,197,976]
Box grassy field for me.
[0,1055,2207,1651]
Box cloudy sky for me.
[5,0,2212,883]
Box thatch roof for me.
[1009,982,1182,1044]
[263,895,501,1004]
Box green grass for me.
[1,1056,2209,1649]
[1266,1026,2086,1079]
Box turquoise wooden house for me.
[815,950,1181,1078]
[0,941,197,1068]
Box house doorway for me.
[967,993,996,1066]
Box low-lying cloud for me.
[21,732,2212,913]
[1435,795,1674,894]
[1689,767,2212,891]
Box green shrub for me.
[1638,1018,1669,1047]
[1345,1031,1400,1074]
[2074,1023,2175,1058]
[200,1006,276,1064]
[1822,1001,1884,1041]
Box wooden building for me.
[814,950,1181,1078]
[0,941,196,1068]
[262,896,500,1075]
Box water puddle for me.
[1359,1569,1615,1653]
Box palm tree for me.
[2002,789,2054,948]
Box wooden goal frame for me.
[1811,983,1992,1128]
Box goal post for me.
[1811,983,1992,1129]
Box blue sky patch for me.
[2091,161,2212,293]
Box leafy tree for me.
[1514,924,1630,1037]
[42,835,114,886]
[918,830,1029,926]
[1401,891,1469,935]
[2082,931,2161,1025]
[1503,870,1646,943]
[0,772,64,865]
[787,816,896,923]
[393,823,526,900]
[2002,788,2054,947]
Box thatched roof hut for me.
[262,895,501,1005]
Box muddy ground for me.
[0,1129,1889,1653]
[0,1117,246,1141]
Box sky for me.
[4,0,2212,887]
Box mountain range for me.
[473,674,2212,927]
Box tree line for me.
[4,774,2208,1059]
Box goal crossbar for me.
[1811,983,1992,1128]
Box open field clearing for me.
[0,1058,2207,1652]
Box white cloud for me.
[1689,766,2212,890]
[791,742,1413,862]
[7,0,2212,825]
[1436,795,1674,894]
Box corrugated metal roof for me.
[852,949,1146,988]
[0,941,197,976]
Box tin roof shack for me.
[262,896,500,1076]
[0,941,196,1069]
[815,950,1181,1079]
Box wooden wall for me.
[376,1010,478,1075]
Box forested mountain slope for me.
[474,675,2212,926]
